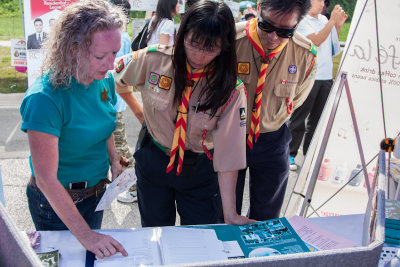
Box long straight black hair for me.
[147,0,178,42]
[173,0,237,117]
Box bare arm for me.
[218,170,256,225]
[159,33,171,45]
[118,90,144,124]
[28,130,128,259]
[306,5,346,46]
[107,135,123,181]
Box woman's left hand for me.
[110,160,124,181]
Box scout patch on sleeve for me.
[238,62,250,74]
[158,75,172,90]
[240,107,246,120]
[310,43,318,56]
[148,72,161,86]
[116,58,124,73]
[116,55,133,73]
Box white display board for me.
[286,0,400,218]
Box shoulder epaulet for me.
[235,77,244,89]
[292,32,318,56]
[147,44,159,52]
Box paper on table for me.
[159,227,228,265]
[94,229,162,267]
[95,168,137,211]
[222,241,245,259]
[288,216,356,250]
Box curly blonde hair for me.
[41,0,126,88]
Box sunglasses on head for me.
[257,16,297,38]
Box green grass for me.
[0,16,24,40]
[0,47,28,93]
[339,22,350,42]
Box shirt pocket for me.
[187,111,219,143]
[269,84,296,120]
[141,85,173,112]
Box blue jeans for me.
[26,183,104,230]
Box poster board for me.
[10,39,27,67]
[23,0,78,86]
[285,0,400,218]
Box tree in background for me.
[327,0,356,20]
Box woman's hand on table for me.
[81,230,128,259]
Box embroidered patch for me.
[240,121,246,127]
[281,80,297,85]
[101,88,110,104]
[288,65,297,74]
[148,72,160,86]
[115,58,124,73]
[238,63,250,74]
[240,107,246,121]
[310,43,318,56]
[158,75,172,90]
[123,54,133,65]
[236,78,244,88]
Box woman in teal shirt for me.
[20,0,128,259]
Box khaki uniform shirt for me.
[113,45,247,172]
[235,21,317,133]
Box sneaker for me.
[117,190,137,203]
[289,156,297,171]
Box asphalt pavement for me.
[0,92,300,232]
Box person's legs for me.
[303,80,332,154]
[246,125,291,220]
[287,82,319,158]
[115,111,137,203]
[134,139,177,227]
[175,154,221,225]
[27,183,68,230]
[79,191,105,229]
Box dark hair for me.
[147,0,178,42]
[173,0,237,117]
[245,13,256,20]
[186,0,199,8]
[259,0,311,22]
[324,0,330,7]
[110,0,131,19]
[34,18,43,24]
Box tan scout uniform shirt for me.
[235,21,317,134]
[113,45,247,172]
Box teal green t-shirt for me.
[20,74,117,187]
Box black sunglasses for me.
[257,16,297,38]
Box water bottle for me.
[318,158,332,181]
[349,164,363,186]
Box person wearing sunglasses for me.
[235,0,318,221]
[113,0,254,227]
[288,1,347,171]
